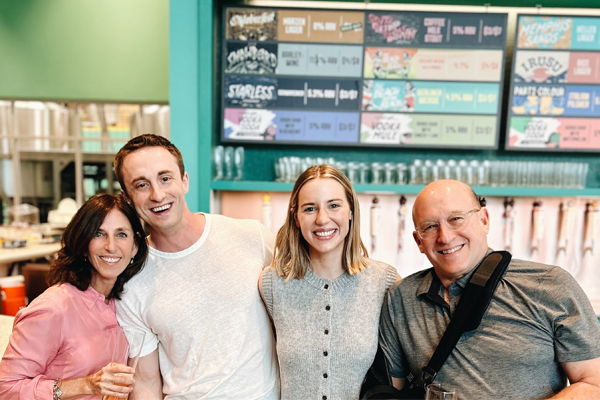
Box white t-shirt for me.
[116,214,279,400]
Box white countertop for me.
[0,243,61,265]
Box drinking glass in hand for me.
[425,383,457,400]
[103,327,146,400]
[123,327,146,371]
[102,327,130,400]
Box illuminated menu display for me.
[508,15,600,151]
[222,7,507,149]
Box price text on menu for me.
[222,7,508,149]
[508,15,600,151]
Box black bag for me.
[360,345,404,399]
[361,251,511,400]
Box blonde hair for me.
[272,164,369,280]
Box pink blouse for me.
[0,283,128,400]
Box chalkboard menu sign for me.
[507,15,600,151]
[221,7,507,149]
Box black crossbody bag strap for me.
[406,251,512,388]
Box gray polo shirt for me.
[380,252,600,400]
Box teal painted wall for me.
[169,0,213,212]
[0,0,169,103]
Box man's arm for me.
[379,290,409,388]
[549,357,600,399]
[258,221,275,268]
[258,270,274,322]
[542,268,600,399]
[391,377,405,390]
[129,349,163,400]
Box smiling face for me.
[121,146,189,235]
[295,178,352,262]
[88,209,138,295]
[412,180,490,287]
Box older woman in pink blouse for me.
[0,194,148,400]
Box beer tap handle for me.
[398,196,408,251]
[371,196,380,253]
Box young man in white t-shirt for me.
[113,134,279,400]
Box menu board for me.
[222,7,507,149]
[507,15,600,151]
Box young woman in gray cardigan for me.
[259,164,399,400]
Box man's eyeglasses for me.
[415,208,481,240]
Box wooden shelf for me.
[212,180,294,192]
[211,180,600,197]
[0,150,117,163]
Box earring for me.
[130,258,134,265]
[84,257,88,262]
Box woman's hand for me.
[86,363,135,397]
[59,363,135,400]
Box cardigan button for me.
[323,373,328,378]
[325,305,330,311]
[323,351,328,356]
[324,284,329,289]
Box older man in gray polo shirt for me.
[380,180,600,399]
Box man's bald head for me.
[412,180,480,225]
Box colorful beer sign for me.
[225,43,278,75]
[277,44,362,77]
[362,80,499,114]
[224,76,360,110]
[278,10,364,43]
[224,108,360,143]
[226,8,278,41]
[360,113,496,146]
[364,48,502,81]
[222,6,507,149]
[508,15,600,151]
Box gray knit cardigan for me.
[262,260,397,400]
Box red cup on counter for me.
[0,276,27,316]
